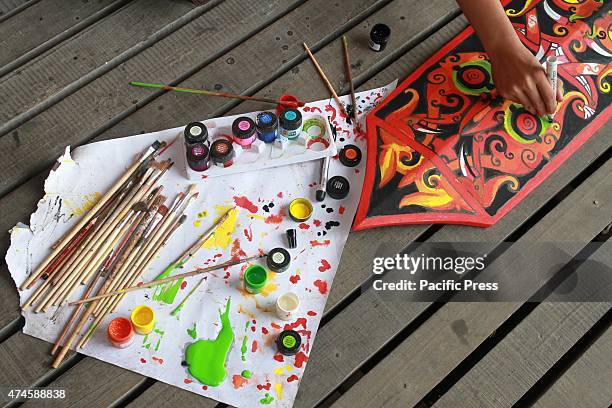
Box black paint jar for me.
[186,143,210,172]
[369,23,391,52]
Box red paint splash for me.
[284,317,307,331]
[313,219,322,227]
[184,378,193,384]
[354,168,360,173]
[307,310,317,316]
[230,239,247,263]
[339,206,346,215]
[252,340,258,352]
[202,385,208,390]
[140,358,147,364]
[287,374,299,382]
[232,375,249,389]
[265,208,285,224]
[318,259,331,272]
[233,195,258,213]
[224,271,230,280]
[314,279,328,294]
[262,327,269,335]
[298,223,310,230]
[273,354,284,362]
[294,351,309,368]
[277,192,283,198]
[151,356,164,364]
[257,382,272,391]
[289,274,301,284]
[310,240,330,247]
[271,322,281,330]
[251,326,256,332]
[180,281,187,290]
[243,226,253,241]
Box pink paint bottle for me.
[232,117,257,147]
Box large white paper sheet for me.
[5,82,395,408]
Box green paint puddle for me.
[185,298,234,386]
[187,323,197,339]
[241,321,250,362]
[153,263,183,304]
[241,370,252,379]
[260,393,274,404]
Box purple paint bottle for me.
[186,143,210,172]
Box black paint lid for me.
[339,144,362,167]
[279,109,302,130]
[232,117,256,139]
[326,176,350,200]
[370,23,391,43]
[184,122,208,144]
[210,139,234,163]
[286,229,297,249]
[267,247,291,273]
[276,330,301,356]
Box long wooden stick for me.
[70,254,263,306]
[303,42,349,118]
[130,82,306,107]
[21,142,161,290]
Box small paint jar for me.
[289,198,313,222]
[275,292,300,321]
[279,109,302,140]
[210,139,235,167]
[184,122,209,147]
[369,23,391,52]
[186,143,210,172]
[267,247,291,273]
[232,117,257,147]
[276,330,301,356]
[108,317,134,348]
[244,264,268,294]
[256,111,279,143]
[130,305,155,335]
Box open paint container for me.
[244,264,268,294]
[289,198,313,222]
[275,292,300,321]
[108,317,134,348]
[131,305,155,335]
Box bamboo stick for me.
[342,35,358,123]
[303,42,349,118]
[22,141,162,290]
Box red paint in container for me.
[232,117,257,147]
[276,94,299,116]
[108,317,134,349]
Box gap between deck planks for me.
[0,0,134,78]
[0,0,457,405]
[327,157,612,408]
[0,0,217,130]
[533,315,612,408]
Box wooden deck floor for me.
[0,1,610,407]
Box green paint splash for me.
[187,323,197,339]
[153,262,183,304]
[185,298,234,386]
[241,370,252,379]
[260,393,274,404]
[241,321,250,361]
[142,327,165,351]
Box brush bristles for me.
[158,205,169,216]
[178,215,187,224]
[188,184,198,195]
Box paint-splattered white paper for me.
[5,82,395,408]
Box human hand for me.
[488,38,562,117]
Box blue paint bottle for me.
[256,111,279,143]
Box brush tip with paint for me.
[158,205,169,216]
[178,215,187,224]
[187,184,198,195]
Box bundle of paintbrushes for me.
[15,141,198,367]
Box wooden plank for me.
[126,381,218,408]
[327,157,612,408]
[20,358,144,408]
[534,326,612,408]
[434,242,612,407]
[0,0,201,125]
[0,0,33,18]
[0,0,300,196]
[0,0,130,76]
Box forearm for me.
[456,0,520,54]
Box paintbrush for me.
[70,253,263,305]
[21,141,163,290]
[130,82,306,108]
[342,35,359,124]
[303,42,349,119]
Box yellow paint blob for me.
[274,383,283,400]
[201,205,238,250]
[193,220,202,228]
[273,365,293,375]
[248,214,266,222]
[260,271,278,297]
[64,192,101,217]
